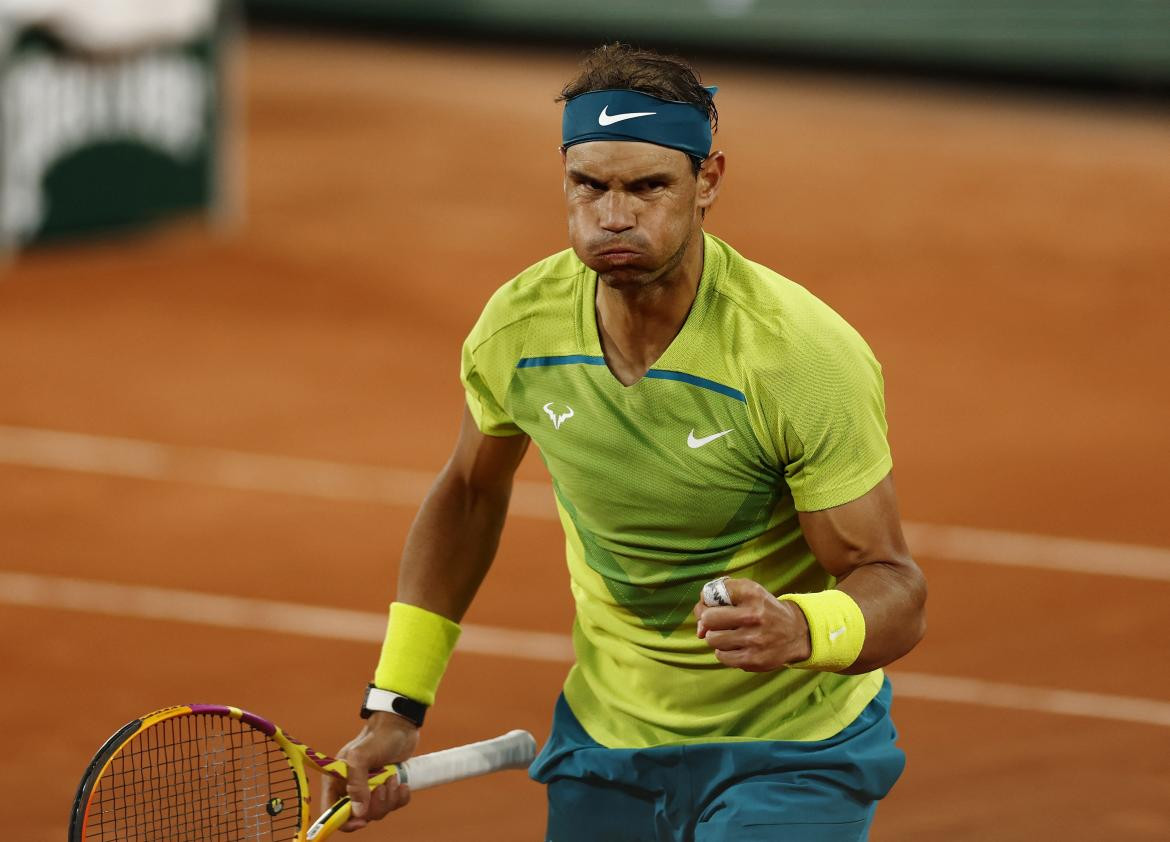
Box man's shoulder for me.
[467,248,583,352]
[707,235,872,367]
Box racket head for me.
[69,705,310,842]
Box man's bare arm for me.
[396,405,530,621]
[324,406,529,831]
[796,472,927,674]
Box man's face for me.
[563,141,716,289]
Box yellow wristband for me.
[779,589,866,671]
[373,602,462,706]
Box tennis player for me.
[328,43,927,840]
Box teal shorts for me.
[529,678,904,842]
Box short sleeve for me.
[459,306,524,437]
[769,328,892,512]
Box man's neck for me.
[596,230,705,386]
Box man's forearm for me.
[835,559,927,674]
[394,463,513,622]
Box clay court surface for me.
[2,31,1169,840]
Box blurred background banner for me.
[246,0,1170,88]
[0,0,237,250]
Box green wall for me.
[246,0,1170,86]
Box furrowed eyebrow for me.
[567,168,609,186]
[626,172,674,188]
[566,168,675,188]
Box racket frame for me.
[68,704,398,842]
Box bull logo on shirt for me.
[543,402,574,430]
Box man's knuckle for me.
[344,748,367,765]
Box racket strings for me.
[84,713,301,841]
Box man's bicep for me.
[448,404,530,495]
[795,473,913,580]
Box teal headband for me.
[561,88,716,160]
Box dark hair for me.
[558,43,718,172]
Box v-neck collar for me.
[577,233,721,389]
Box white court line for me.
[3,570,1169,729]
[0,571,574,663]
[2,424,1169,581]
[0,424,556,519]
[889,673,1170,730]
[900,522,1170,583]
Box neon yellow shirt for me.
[461,233,890,748]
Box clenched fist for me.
[694,578,812,671]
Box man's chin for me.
[596,265,657,290]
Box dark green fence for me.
[246,0,1170,87]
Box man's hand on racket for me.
[694,578,812,671]
[326,712,419,831]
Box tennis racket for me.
[69,703,537,841]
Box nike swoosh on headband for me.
[598,105,656,126]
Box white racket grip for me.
[397,730,537,791]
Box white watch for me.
[360,684,427,727]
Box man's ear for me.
[696,151,726,213]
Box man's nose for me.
[598,191,635,233]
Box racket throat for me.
[307,796,351,840]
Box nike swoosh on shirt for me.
[598,106,657,126]
[687,429,733,448]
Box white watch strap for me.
[366,687,408,714]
